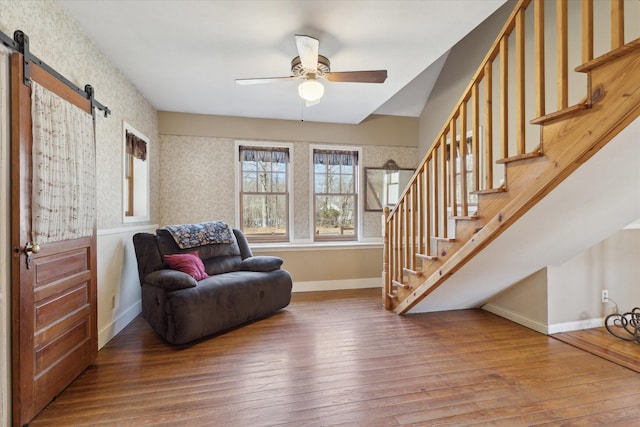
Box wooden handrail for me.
[383,0,631,309]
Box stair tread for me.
[496,151,544,164]
[472,186,506,195]
[450,215,479,220]
[416,253,438,261]
[432,236,456,242]
[392,280,411,289]
[530,103,588,125]
[403,267,423,277]
[575,39,640,73]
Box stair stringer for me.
[395,48,640,314]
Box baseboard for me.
[98,300,141,349]
[547,317,604,334]
[482,303,549,335]
[293,277,381,293]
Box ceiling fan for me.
[235,35,388,106]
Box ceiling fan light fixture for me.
[298,79,324,102]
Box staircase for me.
[384,0,640,314]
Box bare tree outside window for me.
[313,149,358,241]
[239,146,289,242]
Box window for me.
[312,147,359,241]
[447,134,479,211]
[123,122,149,223]
[238,144,290,242]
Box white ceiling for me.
[58,0,507,124]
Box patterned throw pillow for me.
[164,251,208,281]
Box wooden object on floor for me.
[30,289,640,426]
[553,327,640,373]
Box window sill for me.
[250,240,383,253]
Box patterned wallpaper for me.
[159,135,236,226]
[159,135,418,240]
[1,0,160,230]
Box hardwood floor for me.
[31,288,640,426]
[553,327,640,373]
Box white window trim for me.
[122,121,150,224]
[309,144,363,241]
[234,140,294,241]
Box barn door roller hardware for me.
[0,29,111,118]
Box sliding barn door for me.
[10,53,98,426]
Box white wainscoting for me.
[96,224,157,348]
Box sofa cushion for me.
[156,228,243,275]
[164,251,208,280]
[156,228,241,259]
[145,269,197,290]
[202,255,242,276]
[240,256,283,272]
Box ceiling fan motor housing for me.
[291,54,331,77]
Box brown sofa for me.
[133,225,292,344]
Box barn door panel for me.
[11,52,98,426]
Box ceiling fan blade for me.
[235,76,298,85]
[325,70,388,83]
[295,34,319,72]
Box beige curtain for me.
[31,81,96,244]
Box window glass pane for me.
[327,173,340,193]
[273,161,286,173]
[257,171,271,192]
[315,173,326,193]
[341,174,353,193]
[242,160,257,172]
[272,172,286,192]
[257,159,271,172]
[315,195,355,236]
[242,194,287,236]
[314,163,326,174]
[242,172,256,192]
[341,163,353,174]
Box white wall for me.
[483,268,549,334]
[548,229,640,326]
[485,228,640,334]
[96,225,157,348]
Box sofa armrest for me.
[144,269,198,290]
[239,256,283,272]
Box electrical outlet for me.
[602,290,609,303]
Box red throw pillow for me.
[164,251,208,281]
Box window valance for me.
[126,131,147,161]
[313,149,359,166]
[239,145,289,163]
